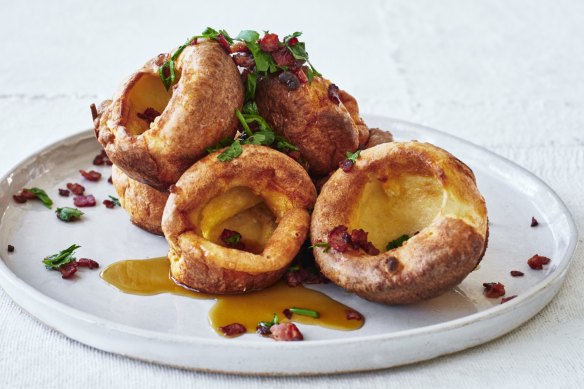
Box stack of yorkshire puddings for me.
[92,32,488,304]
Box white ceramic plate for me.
[0,116,577,375]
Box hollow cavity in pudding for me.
[125,73,172,135]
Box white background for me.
[1,0,583,387]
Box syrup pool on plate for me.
[101,257,364,336]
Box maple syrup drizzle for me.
[101,257,364,336]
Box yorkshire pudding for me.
[111,165,169,235]
[94,40,244,190]
[311,142,488,304]
[162,144,317,294]
[255,76,369,176]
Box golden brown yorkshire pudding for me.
[94,40,244,190]
[311,142,488,304]
[111,165,169,235]
[255,76,369,176]
[162,145,317,294]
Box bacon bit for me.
[59,262,78,279]
[295,68,308,84]
[483,282,506,298]
[231,41,250,53]
[90,103,98,120]
[74,195,96,207]
[58,188,70,197]
[345,309,363,321]
[350,229,380,255]
[219,323,246,337]
[108,176,113,184]
[103,200,115,209]
[93,154,104,166]
[67,182,85,195]
[136,107,160,125]
[220,229,245,250]
[328,225,352,253]
[501,295,517,304]
[20,189,37,200]
[271,47,295,67]
[328,83,341,105]
[285,268,329,287]
[339,159,354,172]
[288,37,299,46]
[217,34,232,53]
[510,270,524,277]
[287,150,302,162]
[282,309,292,320]
[278,71,300,90]
[80,170,101,182]
[12,194,27,203]
[232,52,255,69]
[530,217,539,227]
[258,33,280,52]
[190,37,198,46]
[7,245,14,253]
[256,323,272,336]
[270,322,304,341]
[527,254,551,270]
[77,258,99,269]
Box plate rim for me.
[0,117,578,354]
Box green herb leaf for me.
[108,196,121,207]
[236,30,260,43]
[200,27,219,38]
[55,207,84,222]
[283,31,302,43]
[346,150,361,163]
[246,128,275,146]
[235,109,253,137]
[159,60,175,91]
[245,72,257,101]
[171,36,197,61]
[257,313,280,329]
[386,234,410,251]
[217,140,243,162]
[42,244,80,269]
[223,231,242,245]
[288,307,320,318]
[27,187,53,209]
[275,134,299,152]
[206,137,234,154]
[242,101,260,116]
[309,241,330,253]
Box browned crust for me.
[255,76,366,176]
[162,145,317,294]
[311,141,488,304]
[364,128,394,149]
[111,165,169,235]
[94,41,244,190]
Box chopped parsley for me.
[386,234,410,251]
[27,187,53,209]
[55,207,84,222]
[42,244,80,269]
[309,241,330,253]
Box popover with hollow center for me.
[162,144,317,294]
[311,141,488,304]
[111,165,169,236]
[94,40,244,190]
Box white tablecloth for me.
[1,0,583,387]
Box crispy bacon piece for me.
[271,47,295,67]
[328,225,351,253]
[231,41,250,53]
[12,194,27,203]
[103,199,115,209]
[77,258,100,269]
[67,182,85,195]
[136,107,160,125]
[58,188,70,197]
[74,195,96,207]
[217,34,232,53]
[339,159,354,172]
[287,37,299,46]
[483,282,506,298]
[527,254,551,270]
[59,262,77,279]
[295,68,308,84]
[270,322,304,341]
[345,309,363,321]
[7,245,14,253]
[232,52,255,69]
[108,176,113,184]
[510,270,524,277]
[328,83,341,105]
[350,229,380,255]
[80,170,101,182]
[501,295,517,304]
[530,217,539,227]
[13,189,36,203]
[282,309,292,320]
[258,33,280,52]
[219,323,246,337]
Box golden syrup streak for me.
[101,257,364,336]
